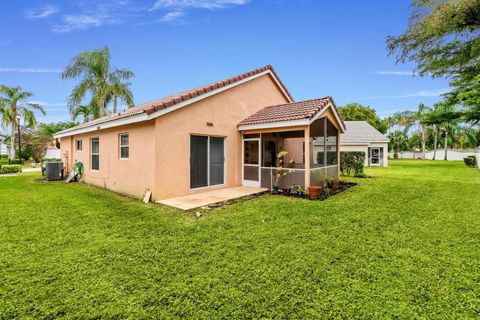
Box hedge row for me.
[340,151,365,176]
[0,158,25,165]
[0,165,22,174]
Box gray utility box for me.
[44,162,64,181]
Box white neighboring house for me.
[340,121,390,167]
[0,137,12,157]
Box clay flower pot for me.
[308,186,322,200]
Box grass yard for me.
[0,160,479,319]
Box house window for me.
[119,133,129,159]
[91,137,99,171]
[75,139,82,151]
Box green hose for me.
[75,161,84,178]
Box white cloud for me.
[52,14,105,33]
[0,68,61,73]
[28,101,67,107]
[25,4,58,19]
[355,89,450,100]
[151,0,249,11]
[159,11,186,22]
[25,0,250,32]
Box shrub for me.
[0,165,22,174]
[463,156,477,168]
[0,159,8,166]
[0,154,8,159]
[43,158,61,163]
[340,152,366,176]
[8,158,25,165]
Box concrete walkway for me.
[157,186,268,210]
[22,168,41,173]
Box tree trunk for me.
[9,123,15,160]
[99,97,106,117]
[420,125,426,159]
[113,95,118,113]
[394,147,399,159]
[432,126,439,160]
[444,130,448,161]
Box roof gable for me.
[340,121,389,145]
[238,97,346,132]
[54,65,293,138]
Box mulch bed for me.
[272,181,357,201]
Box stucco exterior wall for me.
[60,121,156,199]
[153,73,290,200]
[340,142,388,167]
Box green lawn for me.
[0,160,479,319]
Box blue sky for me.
[0,0,449,127]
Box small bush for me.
[0,165,22,174]
[340,152,366,176]
[464,156,477,168]
[8,158,25,165]
[0,154,8,159]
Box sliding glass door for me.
[190,135,225,189]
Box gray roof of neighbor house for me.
[341,121,389,145]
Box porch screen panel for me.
[209,137,224,186]
[310,117,325,167]
[190,136,208,189]
[326,119,338,165]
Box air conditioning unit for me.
[44,162,64,181]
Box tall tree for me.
[425,102,462,160]
[0,86,46,159]
[387,0,480,121]
[393,103,431,159]
[338,103,389,133]
[388,130,409,159]
[72,104,97,123]
[61,46,135,119]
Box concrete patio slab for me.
[157,186,268,210]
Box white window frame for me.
[91,137,100,171]
[119,133,129,160]
[75,139,82,151]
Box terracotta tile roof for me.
[238,97,343,127]
[57,65,292,135]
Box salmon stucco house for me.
[54,65,345,202]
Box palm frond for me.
[26,103,46,116]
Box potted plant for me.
[272,151,295,194]
[308,169,329,200]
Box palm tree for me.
[388,130,409,159]
[465,127,480,152]
[0,86,46,159]
[424,103,444,160]
[72,104,98,123]
[108,74,134,113]
[61,46,135,118]
[427,102,462,160]
[393,103,430,159]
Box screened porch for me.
[241,116,340,190]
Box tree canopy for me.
[61,46,135,119]
[338,103,389,133]
[387,0,480,124]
